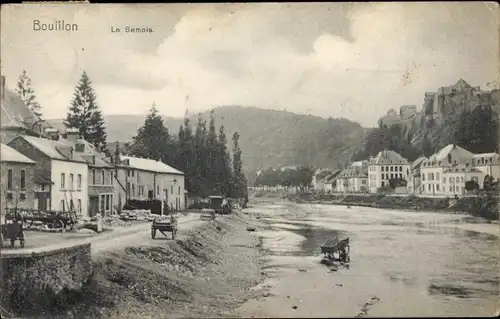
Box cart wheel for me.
[151,229,156,239]
[53,220,64,232]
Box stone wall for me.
[0,243,93,315]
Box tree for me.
[194,114,209,196]
[465,180,480,191]
[16,69,42,116]
[129,104,172,163]
[65,71,107,150]
[218,122,232,196]
[231,131,248,200]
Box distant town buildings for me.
[367,150,410,193]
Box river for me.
[231,199,499,317]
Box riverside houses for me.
[0,143,36,217]
[367,150,410,193]
[113,155,185,214]
[7,132,89,217]
[62,128,115,217]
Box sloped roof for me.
[120,155,184,175]
[18,135,87,163]
[0,143,36,164]
[338,166,367,178]
[430,144,473,162]
[371,149,409,165]
[411,156,427,170]
[316,170,333,180]
[325,170,342,182]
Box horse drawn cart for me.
[6,208,78,231]
[151,216,178,240]
[320,236,350,262]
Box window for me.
[70,174,74,190]
[20,170,26,189]
[7,169,13,189]
[132,184,135,196]
[61,173,66,189]
[77,199,82,213]
[399,166,402,172]
[127,182,130,193]
[449,186,452,192]
[70,200,74,211]
[109,171,113,185]
[6,192,13,201]
[427,173,431,180]
[101,170,105,185]
[158,185,160,195]
[422,174,425,181]
[132,170,135,177]
[61,200,66,212]
[461,177,464,183]
[451,177,455,183]
[137,172,140,183]
[92,169,96,185]
[399,173,402,179]
[390,166,394,172]
[428,184,431,191]
[77,174,82,189]
[381,167,384,172]
[436,173,440,180]
[170,185,173,194]
[436,185,440,192]
[20,193,26,201]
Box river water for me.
[232,199,499,317]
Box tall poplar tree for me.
[16,69,42,116]
[65,71,107,150]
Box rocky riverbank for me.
[287,193,499,220]
[4,214,265,319]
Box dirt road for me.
[1,213,202,257]
[92,214,204,255]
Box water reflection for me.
[253,202,499,304]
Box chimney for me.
[45,128,60,141]
[66,127,80,143]
[0,75,5,101]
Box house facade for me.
[335,165,368,193]
[113,155,185,213]
[7,134,89,217]
[472,153,500,182]
[420,144,475,196]
[0,143,36,217]
[407,156,426,194]
[59,128,116,217]
[367,150,410,193]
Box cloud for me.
[1,3,498,126]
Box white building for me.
[407,156,427,194]
[367,150,410,193]
[114,155,185,213]
[8,134,89,217]
[420,144,476,196]
[419,145,499,196]
[335,165,368,193]
[472,153,500,181]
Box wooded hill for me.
[49,106,368,183]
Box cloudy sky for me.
[1,2,498,126]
